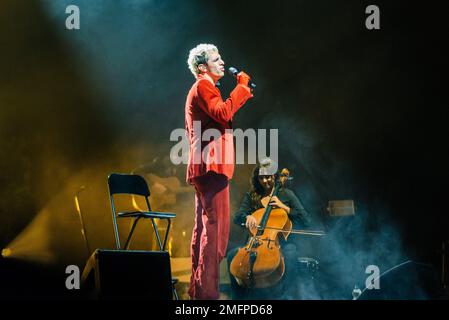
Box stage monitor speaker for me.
[358,260,441,300]
[81,249,173,300]
[327,200,355,217]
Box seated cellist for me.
[227,158,311,299]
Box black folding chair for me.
[107,173,179,299]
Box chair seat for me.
[117,211,176,219]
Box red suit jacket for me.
[185,74,253,183]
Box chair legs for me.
[124,216,142,250]
[173,287,179,300]
[172,279,179,300]
[118,214,179,299]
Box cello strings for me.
[257,226,325,236]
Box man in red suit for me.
[185,44,253,299]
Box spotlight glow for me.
[1,248,12,258]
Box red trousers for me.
[188,172,230,300]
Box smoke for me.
[314,208,405,299]
[245,115,437,300]
[2,207,58,264]
[1,0,446,299]
[2,142,195,269]
[41,0,208,139]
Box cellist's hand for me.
[245,215,258,230]
[269,196,291,213]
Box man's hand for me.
[245,215,258,230]
[237,71,251,87]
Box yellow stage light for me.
[1,248,12,258]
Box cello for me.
[229,168,293,288]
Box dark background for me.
[0,0,447,299]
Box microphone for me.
[228,67,256,89]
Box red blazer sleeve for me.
[196,79,253,125]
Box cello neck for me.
[257,180,282,235]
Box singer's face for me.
[206,51,225,79]
[258,175,275,192]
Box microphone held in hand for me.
[228,67,256,89]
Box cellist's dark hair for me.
[249,165,279,206]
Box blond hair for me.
[187,43,218,78]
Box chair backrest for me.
[108,173,151,197]
[108,173,153,250]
